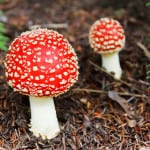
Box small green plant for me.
[0,22,9,51]
[147,65,150,87]
[0,10,9,51]
[146,2,150,6]
[0,0,4,3]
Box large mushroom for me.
[5,29,79,139]
[89,17,125,79]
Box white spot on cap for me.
[53,42,57,45]
[30,76,34,79]
[17,67,21,71]
[46,51,51,55]
[27,51,32,55]
[105,36,109,40]
[33,83,38,86]
[35,76,40,80]
[37,37,44,41]
[109,45,115,49]
[13,66,17,69]
[56,74,62,79]
[33,66,38,71]
[8,80,12,86]
[104,41,108,45]
[38,90,43,94]
[114,36,118,39]
[34,47,41,51]
[63,72,68,76]
[70,68,76,73]
[16,47,20,51]
[29,39,34,43]
[9,72,13,77]
[56,64,60,69]
[37,52,42,55]
[49,77,55,81]
[106,24,112,28]
[26,81,30,85]
[27,61,31,66]
[52,46,57,50]
[22,88,28,92]
[48,40,52,44]
[37,57,41,62]
[22,55,27,59]
[16,84,21,89]
[40,66,46,69]
[95,38,99,42]
[15,58,19,62]
[60,79,67,85]
[45,91,50,95]
[45,58,53,63]
[22,46,27,49]
[50,68,56,73]
[5,72,8,77]
[14,72,20,78]
[108,40,115,44]
[54,56,58,60]
[59,52,63,56]
[50,85,55,88]
[101,29,106,32]
[97,32,102,36]
[100,38,104,41]
[40,75,45,79]
[40,42,45,45]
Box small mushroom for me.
[89,17,125,79]
[5,29,79,139]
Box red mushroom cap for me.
[5,29,79,97]
[89,18,125,54]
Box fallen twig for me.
[89,60,141,93]
[73,88,148,98]
[0,0,19,10]
[28,23,68,30]
[129,77,150,86]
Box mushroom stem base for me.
[29,96,60,139]
[101,52,122,79]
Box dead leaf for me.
[108,91,134,118]
[127,119,136,128]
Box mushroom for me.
[89,17,125,79]
[5,29,79,139]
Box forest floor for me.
[0,0,150,149]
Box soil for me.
[0,0,150,149]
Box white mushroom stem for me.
[101,51,122,79]
[29,96,60,139]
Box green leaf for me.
[0,43,8,51]
[0,23,6,33]
[0,34,9,41]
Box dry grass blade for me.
[136,42,150,59]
